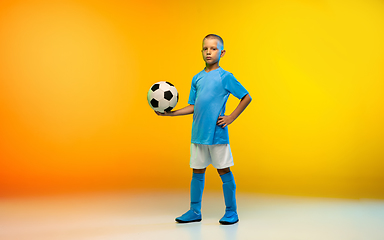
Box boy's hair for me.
[203,34,224,49]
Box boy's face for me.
[201,38,225,66]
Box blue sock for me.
[220,171,237,213]
[190,172,205,214]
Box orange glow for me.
[1,0,384,198]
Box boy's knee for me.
[217,167,230,175]
[193,168,206,174]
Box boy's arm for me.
[217,94,252,128]
[155,104,194,117]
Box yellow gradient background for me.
[1,0,383,198]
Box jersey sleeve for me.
[188,76,197,105]
[222,73,249,99]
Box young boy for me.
[156,34,251,225]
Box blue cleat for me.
[219,210,239,225]
[175,209,202,223]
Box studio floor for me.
[1,190,384,240]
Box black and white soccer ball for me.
[147,81,179,113]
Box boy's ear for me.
[221,50,226,57]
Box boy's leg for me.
[176,143,209,223]
[209,144,238,224]
[218,168,239,225]
[190,168,206,213]
[175,168,206,223]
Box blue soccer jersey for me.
[188,67,249,145]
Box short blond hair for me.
[203,34,224,49]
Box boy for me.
[156,34,251,225]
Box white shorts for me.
[190,143,234,169]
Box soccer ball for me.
[147,81,179,113]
